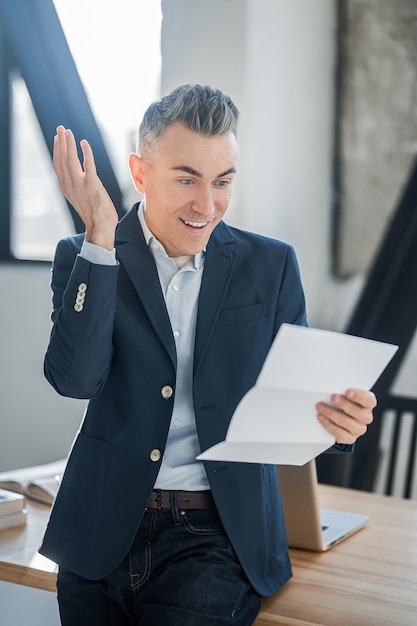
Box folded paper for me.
[197,324,398,465]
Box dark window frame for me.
[0,0,124,263]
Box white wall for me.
[161,0,364,331]
[242,0,364,330]
[0,264,84,472]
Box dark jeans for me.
[57,504,262,625]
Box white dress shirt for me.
[79,203,210,490]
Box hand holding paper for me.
[197,324,398,465]
[316,387,377,445]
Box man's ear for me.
[129,153,147,193]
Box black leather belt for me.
[145,490,214,511]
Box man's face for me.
[129,122,238,257]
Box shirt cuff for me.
[332,442,354,453]
[80,241,118,266]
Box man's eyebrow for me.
[217,167,237,178]
[171,166,237,178]
[171,165,202,177]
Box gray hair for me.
[137,83,240,162]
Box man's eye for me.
[216,180,230,188]
[180,178,193,186]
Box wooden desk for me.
[1,486,416,624]
[256,485,417,626]
[0,500,57,592]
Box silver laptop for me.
[276,460,368,551]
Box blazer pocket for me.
[216,302,266,326]
[48,432,107,539]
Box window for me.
[12,75,75,261]
[5,0,162,261]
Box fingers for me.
[344,388,377,410]
[54,129,98,189]
[52,130,64,179]
[316,389,377,445]
[57,126,83,172]
[53,126,83,195]
[51,125,119,248]
[80,139,97,177]
[64,128,82,175]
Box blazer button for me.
[150,449,161,462]
[161,385,173,399]
[78,283,87,292]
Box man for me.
[41,84,376,625]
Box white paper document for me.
[197,324,398,465]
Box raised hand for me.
[53,126,119,250]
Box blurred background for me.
[0,0,417,622]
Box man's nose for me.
[191,185,216,216]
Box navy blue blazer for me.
[40,204,308,596]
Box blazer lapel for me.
[115,207,177,368]
[194,222,237,375]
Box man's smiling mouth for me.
[182,219,209,228]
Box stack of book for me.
[0,488,27,530]
[0,475,59,506]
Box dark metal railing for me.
[317,156,417,497]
